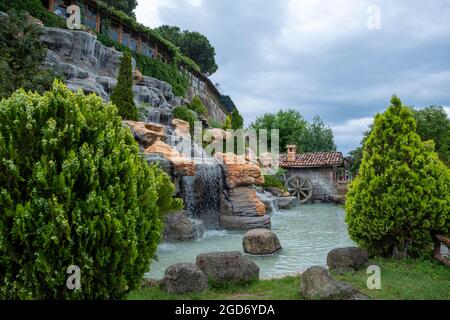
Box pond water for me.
[145,204,355,279]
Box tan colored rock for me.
[172,118,191,137]
[133,68,144,83]
[205,128,233,141]
[145,141,195,176]
[124,121,166,148]
[243,229,282,255]
[214,153,264,188]
[221,186,266,216]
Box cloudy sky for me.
[136,0,450,154]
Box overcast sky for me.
[136,0,450,154]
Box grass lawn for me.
[128,258,450,300]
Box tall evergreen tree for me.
[110,52,138,120]
[231,108,244,130]
[345,96,450,258]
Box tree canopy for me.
[250,109,336,153]
[345,96,450,258]
[102,0,138,17]
[155,25,218,75]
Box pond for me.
[145,204,355,279]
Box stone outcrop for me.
[196,252,259,285]
[299,266,362,300]
[164,263,208,294]
[243,229,282,255]
[276,197,296,210]
[41,28,179,113]
[327,247,369,274]
[145,141,195,176]
[215,153,264,188]
[123,121,166,148]
[164,211,205,241]
[219,215,271,230]
[172,119,191,138]
[222,187,266,217]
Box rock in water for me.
[327,247,369,274]
[196,252,259,285]
[243,229,282,255]
[299,266,360,300]
[163,211,204,241]
[219,215,271,231]
[123,121,166,148]
[164,263,208,294]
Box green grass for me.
[128,277,300,300]
[128,258,450,300]
[334,257,450,300]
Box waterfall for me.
[256,190,279,214]
[182,160,223,229]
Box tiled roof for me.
[279,152,343,168]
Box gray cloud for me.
[136,0,450,154]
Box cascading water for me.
[182,160,223,229]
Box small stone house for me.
[279,145,351,203]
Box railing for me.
[433,234,450,267]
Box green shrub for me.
[110,51,138,120]
[0,0,66,28]
[134,53,189,97]
[173,106,197,130]
[208,117,224,129]
[345,96,450,258]
[188,96,208,117]
[263,168,287,191]
[0,81,182,299]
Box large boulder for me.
[299,266,360,300]
[219,215,271,230]
[243,229,282,255]
[327,247,369,274]
[123,121,166,148]
[221,187,266,217]
[172,118,191,138]
[164,211,204,241]
[196,252,259,285]
[145,141,195,176]
[164,263,208,294]
[214,153,264,188]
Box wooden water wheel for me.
[287,176,313,204]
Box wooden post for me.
[95,11,101,32]
[49,0,55,12]
[137,34,142,53]
[118,23,123,44]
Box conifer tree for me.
[110,52,138,120]
[345,96,450,258]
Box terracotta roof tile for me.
[280,152,343,168]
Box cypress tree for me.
[345,96,450,258]
[110,51,138,120]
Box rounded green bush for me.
[345,96,450,258]
[0,81,182,299]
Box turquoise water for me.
[145,204,355,279]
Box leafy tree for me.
[231,108,244,130]
[250,109,336,153]
[412,106,450,165]
[0,10,59,99]
[0,81,182,299]
[303,115,336,152]
[155,25,218,75]
[103,0,137,17]
[345,96,450,259]
[110,52,138,120]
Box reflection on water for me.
[146,204,355,279]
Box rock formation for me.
[195,252,259,285]
[163,211,205,241]
[164,263,208,294]
[242,229,282,255]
